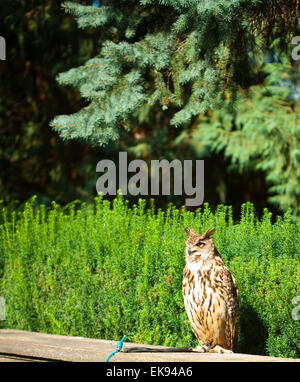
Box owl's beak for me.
[186,246,196,257]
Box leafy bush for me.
[0,196,299,357]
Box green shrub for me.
[0,196,299,357]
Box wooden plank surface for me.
[0,353,48,362]
[0,329,298,362]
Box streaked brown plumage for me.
[182,227,240,353]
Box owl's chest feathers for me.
[183,260,224,305]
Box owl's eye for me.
[199,243,205,247]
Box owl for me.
[182,227,240,353]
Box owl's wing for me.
[215,262,240,351]
[226,271,240,351]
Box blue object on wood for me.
[105,336,126,362]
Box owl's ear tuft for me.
[185,227,195,236]
[204,228,216,238]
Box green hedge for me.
[0,196,299,358]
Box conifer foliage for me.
[51,0,300,215]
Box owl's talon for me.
[209,345,233,353]
[192,345,207,353]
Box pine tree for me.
[193,52,300,216]
[50,0,300,215]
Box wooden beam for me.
[0,330,298,362]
